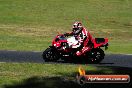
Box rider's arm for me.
[87,31,92,41]
[81,28,88,40]
[64,32,73,36]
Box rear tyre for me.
[42,48,59,62]
[87,48,105,64]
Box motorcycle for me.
[42,32,108,63]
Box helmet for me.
[72,22,83,35]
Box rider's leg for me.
[76,46,91,56]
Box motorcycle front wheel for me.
[42,47,59,62]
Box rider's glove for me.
[64,33,69,37]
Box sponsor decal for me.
[77,67,130,85]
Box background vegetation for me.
[0,0,131,53]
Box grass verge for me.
[0,63,132,88]
[0,0,131,54]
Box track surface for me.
[0,50,132,68]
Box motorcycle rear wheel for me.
[86,48,105,64]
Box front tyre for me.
[42,48,58,62]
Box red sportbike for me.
[42,32,108,63]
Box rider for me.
[64,21,92,56]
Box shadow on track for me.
[99,62,114,64]
[55,59,115,65]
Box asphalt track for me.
[0,50,132,68]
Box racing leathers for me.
[65,27,92,56]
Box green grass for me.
[0,0,132,53]
[0,63,102,87]
[0,63,132,88]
